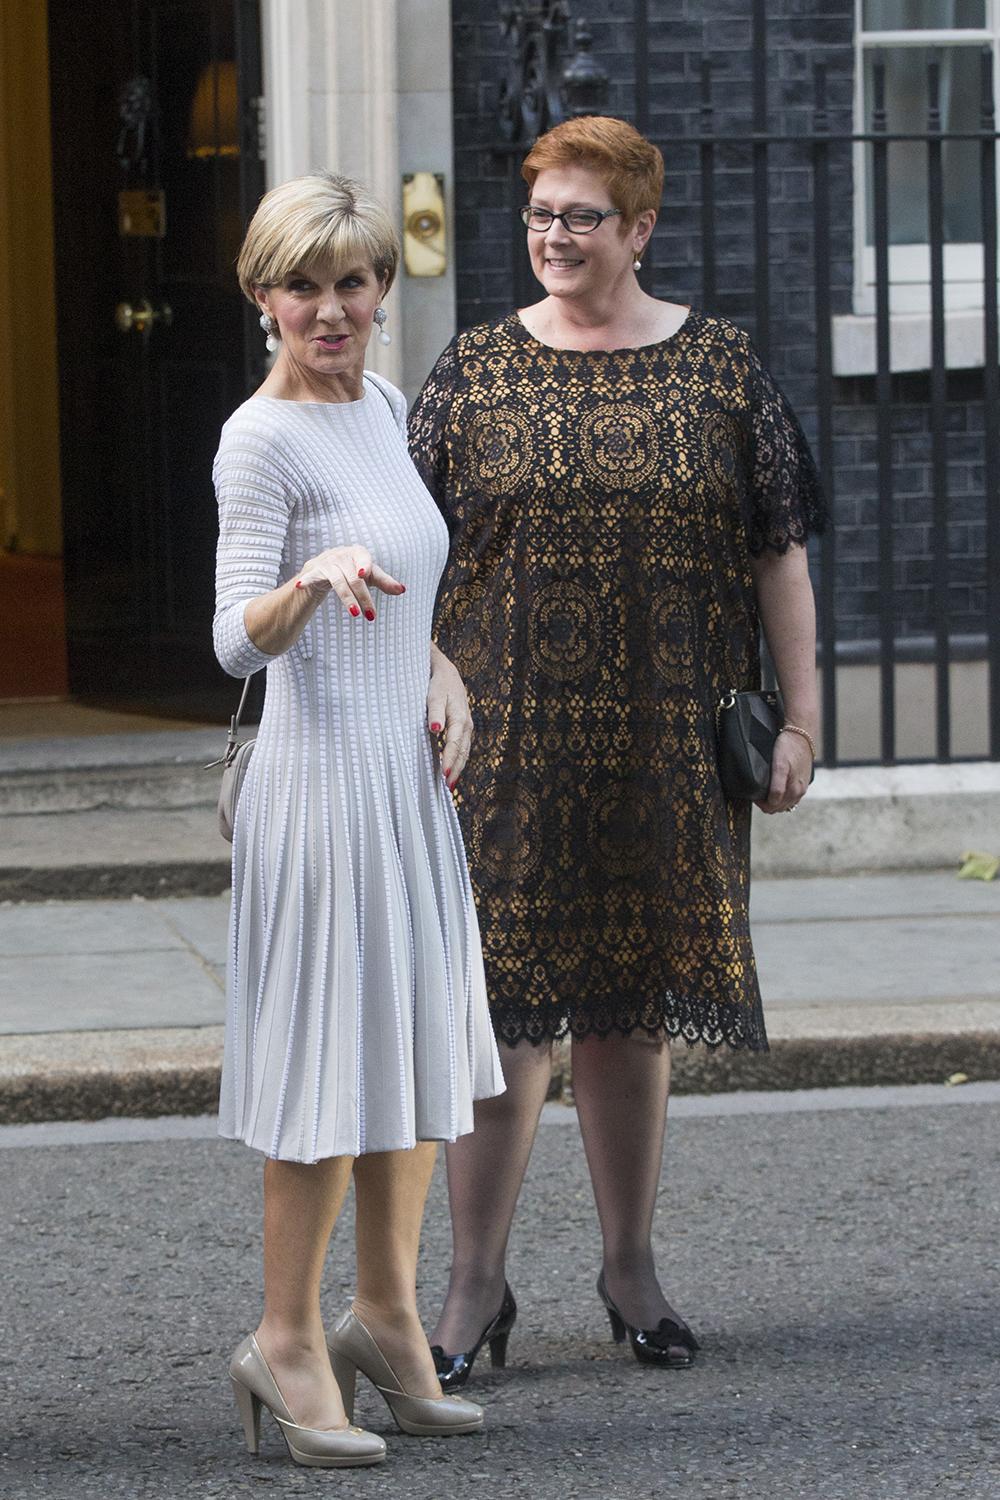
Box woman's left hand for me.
[756,729,813,815]
[427,646,474,790]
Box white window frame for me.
[835,2,1000,372]
[853,1,998,313]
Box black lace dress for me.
[408,311,824,1051]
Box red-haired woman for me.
[409,116,824,1382]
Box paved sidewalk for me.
[0,870,998,1121]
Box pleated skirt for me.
[218,703,505,1163]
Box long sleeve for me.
[212,420,294,677]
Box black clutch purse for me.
[715,688,785,802]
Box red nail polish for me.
[400,585,406,593]
[349,605,361,617]
[358,567,366,578]
[294,579,303,589]
[364,609,375,621]
[430,722,442,733]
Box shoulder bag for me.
[715,687,785,802]
[206,673,256,843]
[715,687,816,802]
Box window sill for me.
[831,308,991,376]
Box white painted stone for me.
[751,762,1000,876]
[396,0,451,93]
[260,0,456,399]
[832,306,992,375]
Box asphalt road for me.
[2,1088,999,1500]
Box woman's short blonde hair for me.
[236,172,400,300]
[521,116,664,228]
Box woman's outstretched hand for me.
[296,545,405,620]
[427,646,474,790]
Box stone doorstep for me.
[0,862,232,903]
[2,1024,999,1127]
[0,808,230,901]
[0,729,227,816]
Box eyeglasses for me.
[519,205,622,234]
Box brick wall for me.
[449,0,990,650]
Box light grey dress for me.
[212,373,504,1163]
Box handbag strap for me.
[363,372,397,416]
[229,672,254,746]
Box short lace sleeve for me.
[408,337,460,528]
[745,346,826,556]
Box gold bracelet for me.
[780,723,817,760]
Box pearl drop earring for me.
[259,311,280,353]
[633,256,642,272]
[373,306,391,346]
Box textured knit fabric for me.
[212,373,504,1162]
[408,312,825,1052]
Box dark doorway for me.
[48,0,265,718]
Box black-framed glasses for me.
[519,205,622,234]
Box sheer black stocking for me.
[431,1038,552,1354]
[572,1031,691,1355]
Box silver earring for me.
[259,311,279,353]
[373,306,391,346]
[633,256,642,272]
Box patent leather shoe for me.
[597,1271,699,1368]
[430,1283,517,1391]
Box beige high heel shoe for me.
[326,1308,485,1436]
[229,1334,387,1467]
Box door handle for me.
[114,298,173,334]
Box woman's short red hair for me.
[521,116,664,226]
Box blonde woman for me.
[213,172,503,1468]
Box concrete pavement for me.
[1,870,997,1123]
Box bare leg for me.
[431,1038,553,1353]
[572,1031,691,1349]
[352,1141,441,1397]
[254,1155,355,1430]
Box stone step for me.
[0,808,230,901]
[0,729,235,815]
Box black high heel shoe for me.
[597,1271,700,1368]
[430,1284,517,1391]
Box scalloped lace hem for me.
[492,992,769,1054]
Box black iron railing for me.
[677,49,999,766]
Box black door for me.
[48,0,266,716]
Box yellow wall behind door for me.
[0,1,62,555]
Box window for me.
[854,0,997,314]
[834,0,999,371]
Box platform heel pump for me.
[229,1334,387,1467]
[327,1308,485,1436]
